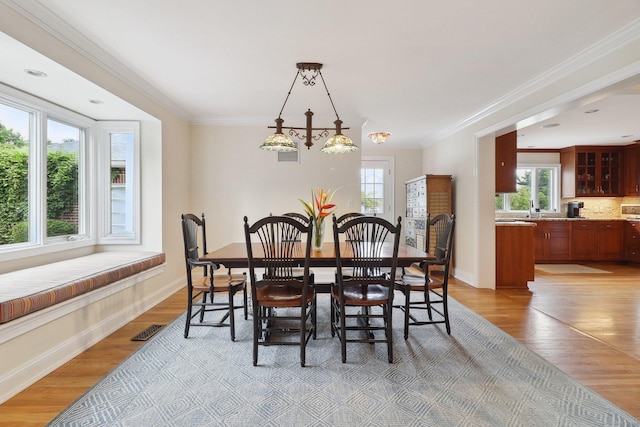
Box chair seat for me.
[399,273,444,288]
[256,285,315,307]
[332,283,390,306]
[192,274,246,291]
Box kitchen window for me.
[495,165,560,213]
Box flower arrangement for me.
[299,187,337,248]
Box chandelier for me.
[368,131,391,144]
[260,62,358,155]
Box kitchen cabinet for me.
[572,221,623,261]
[532,221,571,262]
[496,223,535,288]
[495,131,517,193]
[623,143,640,196]
[560,146,622,197]
[405,175,452,252]
[625,221,640,263]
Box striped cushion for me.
[0,252,165,324]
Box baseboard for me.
[0,272,182,404]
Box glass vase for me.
[313,219,325,251]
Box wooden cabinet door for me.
[572,222,597,260]
[547,222,571,260]
[597,222,623,260]
[533,223,548,261]
[495,131,517,193]
[623,144,640,196]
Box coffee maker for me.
[567,201,584,218]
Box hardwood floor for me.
[1,263,639,425]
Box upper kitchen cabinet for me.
[495,131,517,193]
[560,146,622,197]
[623,143,640,196]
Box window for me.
[0,83,141,258]
[0,102,31,246]
[496,165,560,213]
[98,122,140,243]
[361,157,394,223]
[46,119,82,239]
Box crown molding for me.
[436,17,640,142]
[1,0,191,122]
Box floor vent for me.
[131,324,165,341]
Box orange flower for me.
[299,187,337,225]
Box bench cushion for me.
[0,251,165,324]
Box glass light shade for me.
[368,131,391,144]
[321,134,359,154]
[260,133,298,152]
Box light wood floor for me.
[1,263,639,425]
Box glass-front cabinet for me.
[561,147,622,197]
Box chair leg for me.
[228,288,236,342]
[425,287,433,320]
[340,303,347,363]
[243,286,248,320]
[403,288,410,340]
[312,296,317,340]
[184,287,193,338]
[387,302,393,363]
[252,303,260,366]
[442,290,451,334]
[300,305,306,367]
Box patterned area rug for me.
[48,294,637,427]
[535,264,612,274]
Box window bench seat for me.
[0,251,166,324]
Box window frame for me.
[496,163,560,213]
[97,121,141,244]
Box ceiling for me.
[2,0,640,150]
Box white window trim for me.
[498,163,561,213]
[96,121,141,244]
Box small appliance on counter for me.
[567,201,584,218]
[621,204,640,219]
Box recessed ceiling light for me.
[89,99,104,104]
[621,134,634,138]
[527,145,536,148]
[24,69,47,77]
[541,123,559,129]
[584,109,600,114]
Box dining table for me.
[202,241,430,292]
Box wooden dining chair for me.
[243,215,316,367]
[331,215,402,363]
[181,213,247,340]
[395,213,455,339]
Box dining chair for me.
[395,213,455,339]
[282,212,311,225]
[243,215,316,367]
[334,212,364,227]
[181,213,248,340]
[331,215,402,363]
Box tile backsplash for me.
[562,196,640,219]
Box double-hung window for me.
[495,165,560,213]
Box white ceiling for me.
[2,0,640,150]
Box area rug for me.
[47,294,636,427]
[535,264,612,274]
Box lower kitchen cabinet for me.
[572,221,623,261]
[625,221,640,263]
[532,221,571,262]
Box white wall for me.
[190,125,362,248]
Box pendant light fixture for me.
[260,62,358,154]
